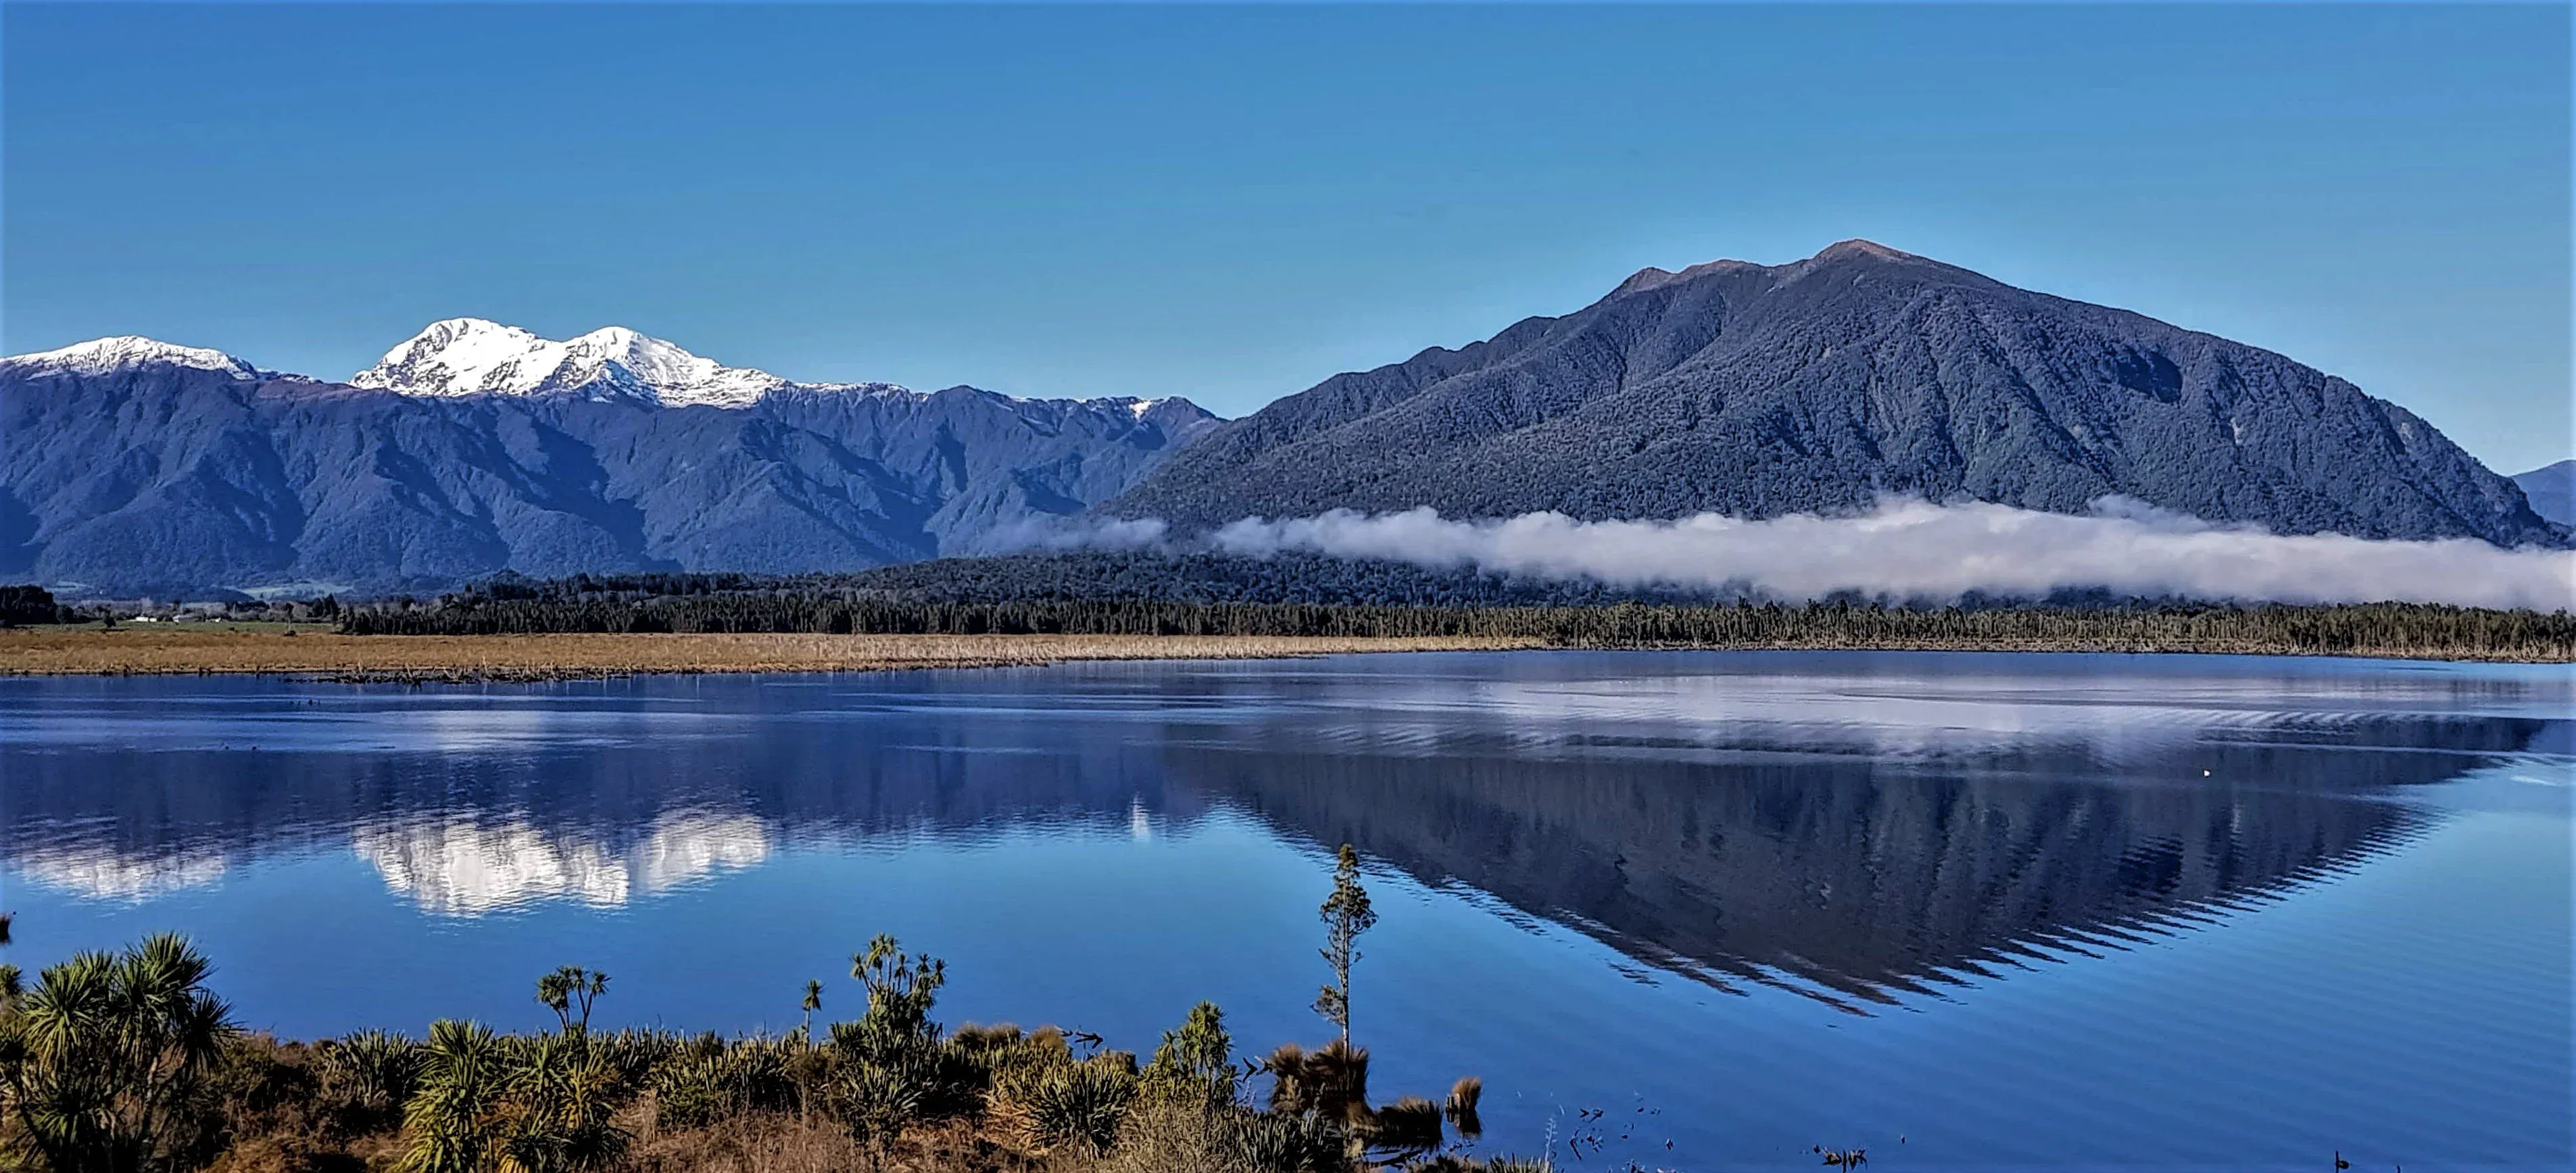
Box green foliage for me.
[1142,1001,1237,1107]
[1315,845,1378,1045]
[399,1020,506,1173]
[399,1021,642,1173]
[1013,1055,1140,1155]
[316,1029,427,1132]
[2,892,1541,1173]
[0,932,241,1173]
[841,937,944,1066]
[491,1033,629,1173]
[651,1037,799,1130]
[1221,1107,1350,1173]
[533,968,608,1034]
[577,1030,677,1092]
[819,936,979,1142]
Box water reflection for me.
[0,653,2562,1001]
[14,843,230,901]
[354,811,771,915]
[1189,748,2435,1008]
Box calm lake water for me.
[2,651,2568,1171]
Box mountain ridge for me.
[1,326,1221,595]
[2514,459,2576,528]
[7,244,2562,598]
[350,317,900,407]
[1104,240,2559,549]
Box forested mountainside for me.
[1107,241,2559,549]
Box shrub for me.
[1008,1054,1140,1155]
[317,1030,427,1132]
[1368,1096,1444,1159]
[1443,1076,1483,1139]
[1142,1001,1237,1107]
[653,1038,798,1130]
[1223,1108,1349,1173]
[1264,1041,1371,1126]
[0,934,241,1173]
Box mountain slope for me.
[1,329,1218,594]
[1106,241,2558,547]
[2513,460,2575,528]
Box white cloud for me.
[965,515,1169,556]
[1201,499,2576,610]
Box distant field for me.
[5,612,2569,680]
[0,627,1539,681]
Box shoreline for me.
[0,626,2565,681]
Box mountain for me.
[1,328,1219,595]
[2513,459,2576,528]
[351,317,881,407]
[6,336,266,381]
[1106,241,2560,548]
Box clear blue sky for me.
[6,3,2568,472]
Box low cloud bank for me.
[957,516,1169,557]
[1202,499,2576,610]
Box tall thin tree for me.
[1313,843,1377,1047]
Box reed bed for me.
[0,628,1540,680]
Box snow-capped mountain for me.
[0,336,262,380]
[2,326,1223,593]
[350,318,879,407]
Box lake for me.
[1,651,2567,1171]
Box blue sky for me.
[5,3,2568,472]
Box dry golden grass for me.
[0,626,1538,681]
[624,1114,1060,1173]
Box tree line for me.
[339,593,2576,661]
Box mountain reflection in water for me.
[1,653,2553,1008]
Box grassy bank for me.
[0,629,1539,681]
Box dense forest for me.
[0,585,76,626]
[443,552,1748,609]
[331,554,2576,661]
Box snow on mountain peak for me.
[1,336,260,379]
[351,318,874,407]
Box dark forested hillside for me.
[1107,241,2559,548]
